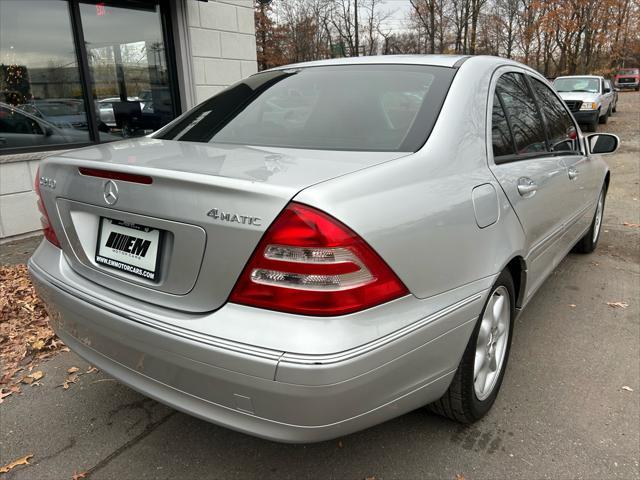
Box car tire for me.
[585,118,598,132]
[612,102,617,113]
[573,184,607,254]
[429,270,515,423]
[599,107,609,124]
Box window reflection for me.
[80,2,174,139]
[0,0,90,149]
[529,78,579,153]
[497,73,547,155]
[492,93,515,157]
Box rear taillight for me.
[34,168,61,248]
[229,202,408,316]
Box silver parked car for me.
[29,55,619,443]
[553,75,614,132]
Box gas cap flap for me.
[472,183,499,228]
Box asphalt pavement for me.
[1,93,638,480]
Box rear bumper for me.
[29,242,484,443]
[572,110,600,124]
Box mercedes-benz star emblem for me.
[103,180,119,206]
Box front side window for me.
[157,65,456,152]
[529,78,579,153]
[495,73,547,156]
[0,0,90,150]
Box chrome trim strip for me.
[29,260,284,362]
[528,201,594,260]
[281,293,484,365]
[30,259,484,367]
[528,223,566,260]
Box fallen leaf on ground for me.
[71,471,88,480]
[60,372,79,390]
[569,304,576,308]
[621,386,634,392]
[607,301,629,309]
[20,371,44,385]
[85,366,99,374]
[0,454,33,473]
[455,475,466,480]
[67,367,80,374]
[622,222,640,227]
[0,265,65,393]
[0,389,13,404]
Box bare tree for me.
[253,0,640,76]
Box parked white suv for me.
[553,75,614,132]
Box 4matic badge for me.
[207,208,261,226]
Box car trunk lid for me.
[40,138,407,312]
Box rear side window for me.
[491,94,515,157]
[156,65,456,152]
[495,73,547,156]
[529,78,579,153]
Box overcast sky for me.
[378,0,413,33]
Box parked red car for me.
[614,68,640,91]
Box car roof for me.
[555,75,603,79]
[263,54,541,79]
[266,54,471,71]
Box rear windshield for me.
[618,69,639,75]
[554,77,600,93]
[156,65,455,152]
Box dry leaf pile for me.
[0,264,66,402]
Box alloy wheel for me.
[593,190,604,243]
[474,286,511,401]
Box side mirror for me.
[44,126,54,137]
[604,87,611,93]
[587,133,619,154]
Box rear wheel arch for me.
[505,256,526,309]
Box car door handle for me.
[568,167,579,180]
[517,177,537,196]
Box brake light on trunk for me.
[229,203,408,316]
[34,167,61,248]
[78,167,152,184]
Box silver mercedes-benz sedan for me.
[29,55,619,442]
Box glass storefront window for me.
[80,1,175,139]
[0,0,90,149]
[0,0,177,153]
